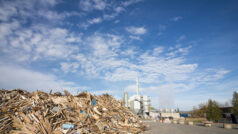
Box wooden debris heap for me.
[0,89,145,134]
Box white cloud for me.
[38,0,59,6]
[60,62,80,73]
[79,0,94,11]
[0,24,81,62]
[100,6,124,21]
[125,26,147,35]
[31,27,80,60]
[152,46,164,56]
[77,0,142,29]
[166,45,192,57]
[88,35,117,57]
[137,51,198,83]
[122,0,143,7]
[0,0,33,22]
[65,34,200,85]
[105,68,138,81]
[0,0,82,27]
[193,68,230,83]
[80,17,103,29]
[103,14,117,20]
[129,35,142,40]
[0,3,17,22]
[93,0,107,10]
[1,21,227,93]
[124,84,137,92]
[114,20,120,23]
[120,47,137,58]
[58,32,228,91]
[0,62,76,91]
[176,35,186,43]
[114,6,125,13]
[79,0,107,11]
[0,21,19,38]
[171,16,183,22]
[69,34,128,78]
[88,17,102,24]
[37,10,63,20]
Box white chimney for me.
[124,92,128,107]
[136,76,139,97]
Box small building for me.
[220,107,237,124]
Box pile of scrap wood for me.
[0,89,145,134]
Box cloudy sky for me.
[0,0,238,110]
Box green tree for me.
[232,91,238,116]
[206,99,222,122]
[193,103,207,117]
[150,106,156,110]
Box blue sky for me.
[0,0,238,110]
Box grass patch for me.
[186,118,207,123]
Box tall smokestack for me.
[136,76,139,97]
[124,92,128,107]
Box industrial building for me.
[123,77,181,120]
[123,77,151,118]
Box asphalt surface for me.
[142,121,238,134]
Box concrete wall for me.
[160,112,180,119]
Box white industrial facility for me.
[122,76,181,120]
[123,77,150,118]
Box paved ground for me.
[142,121,238,134]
